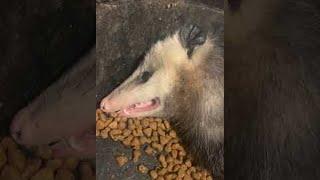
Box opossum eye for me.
[140,71,153,83]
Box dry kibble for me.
[118,121,127,130]
[159,136,170,146]
[100,128,110,138]
[108,121,118,129]
[31,168,54,180]
[169,130,177,138]
[36,145,52,160]
[137,164,149,174]
[141,119,150,128]
[151,142,163,152]
[22,158,42,179]
[145,146,155,155]
[55,169,75,180]
[8,148,26,172]
[183,174,193,180]
[1,137,17,151]
[159,154,167,168]
[79,162,94,180]
[96,110,214,180]
[150,122,157,130]
[46,159,63,171]
[0,165,22,179]
[115,155,128,167]
[143,128,153,137]
[150,170,158,179]
[131,137,141,149]
[96,120,107,130]
[158,129,166,136]
[164,121,171,129]
[158,168,168,176]
[171,150,178,159]
[63,158,79,171]
[122,129,131,137]
[132,150,141,163]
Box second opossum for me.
[100,24,224,176]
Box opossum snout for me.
[100,97,113,112]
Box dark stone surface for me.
[96,1,223,179]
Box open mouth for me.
[118,97,160,116]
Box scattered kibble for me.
[115,155,128,167]
[137,164,149,174]
[96,109,214,179]
[0,136,95,180]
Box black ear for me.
[179,24,207,57]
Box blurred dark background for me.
[0,0,95,136]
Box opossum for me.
[10,47,96,158]
[225,0,320,179]
[100,24,224,176]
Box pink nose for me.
[100,98,112,112]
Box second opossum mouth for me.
[118,97,160,116]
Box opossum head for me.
[100,24,220,119]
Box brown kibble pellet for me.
[118,121,127,130]
[63,157,79,171]
[55,169,75,180]
[132,150,141,163]
[164,121,171,130]
[157,168,167,176]
[158,154,167,168]
[100,127,110,138]
[115,155,128,167]
[46,159,63,171]
[145,146,155,155]
[183,174,193,180]
[191,172,202,179]
[8,148,26,172]
[141,119,150,128]
[159,136,170,146]
[108,121,118,129]
[1,137,17,151]
[143,128,153,137]
[165,173,177,180]
[79,162,94,180]
[158,128,166,136]
[157,176,165,180]
[151,142,163,152]
[30,168,54,180]
[171,150,178,159]
[22,158,42,179]
[185,159,192,168]
[150,122,157,130]
[131,137,141,149]
[36,145,52,160]
[0,165,22,179]
[123,135,134,146]
[150,170,158,179]
[139,136,150,145]
[169,130,177,138]
[137,164,149,174]
[122,129,131,137]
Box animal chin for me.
[119,97,160,117]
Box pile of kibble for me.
[0,137,95,180]
[96,109,213,180]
